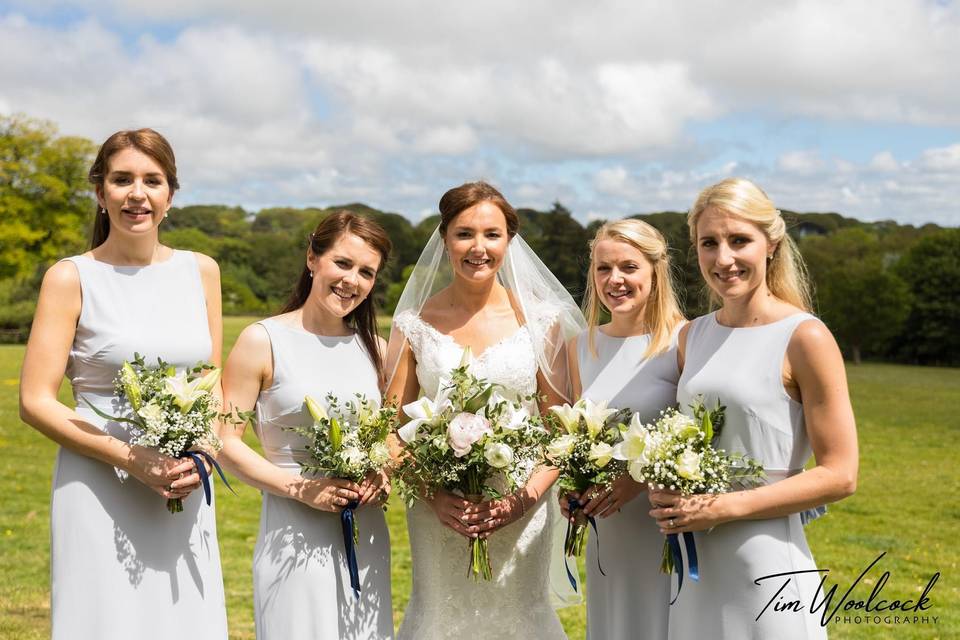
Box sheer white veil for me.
[384,225,587,607]
[385,227,586,404]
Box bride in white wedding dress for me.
[386,182,585,639]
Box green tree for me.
[895,229,960,365]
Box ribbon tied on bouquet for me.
[563,496,606,591]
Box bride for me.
[385,181,584,639]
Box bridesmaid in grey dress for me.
[19,129,227,639]
[561,219,685,640]
[220,211,393,640]
[649,178,858,639]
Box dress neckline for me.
[710,310,810,330]
[76,249,182,270]
[413,313,528,361]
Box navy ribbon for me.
[341,500,361,599]
[180,451,236,506]
[667,531,700,604]
[563,497,606,592]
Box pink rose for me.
[447,412,492,457]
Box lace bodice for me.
[392,310,566,639]
[393,310,539,399]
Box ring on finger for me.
[668,517,676,528]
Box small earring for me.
[309,271,314,279]
[164,211,169,219]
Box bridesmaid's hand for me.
[581,475,646,519]
[291,477,361,513]
[358,470,390,507]
[426,489,475,538]
[648,488,726,533]
[559,490,579,519]
[125,445,199,499]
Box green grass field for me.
[1,315,957,639]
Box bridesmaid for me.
[649,178,858,639]
[220,211,393,640]
[560,219,684,640]
[19,129,227,639]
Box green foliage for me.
[895,229,960,365]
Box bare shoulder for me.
[377,335,388,355]
[789,317,838,357]
[192,252,221,278]
[41,259,81,292]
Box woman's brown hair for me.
[282,211,393,384]
[438,181,519,237]
[87,128,179,249]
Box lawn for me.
[1,315,956,639]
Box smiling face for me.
[307,231,382,319]
[443,200,510,283]
[592,238,655,318]
[695,206,776,302]
[96,147,173,238]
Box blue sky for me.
[2,1,958,225]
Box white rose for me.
[663,411,699,440]
[368,441,391,467]
[676,449,704,481]
[447,412,492,457]
[588,442,614,469]
[340,446,366,467]
[483,442,515,469]
[137,402,164,426]
[546,434,578,461]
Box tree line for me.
[3,115,958,365]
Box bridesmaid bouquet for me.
[612,398,764,600]
[290,393,397,486]
[395,348,549,580]
[543,399,631,562]
[83,353,227,513]
[286,393,398,599]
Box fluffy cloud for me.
[1,2,958,225]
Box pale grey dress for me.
[54,251,227,640]
[672,312,827,639]
[576,328,678,640]
[252,319,392,640]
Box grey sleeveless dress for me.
[252,319,392,640]
[672,312,827,639]
[577,328,677,640]
[55,251,227,639]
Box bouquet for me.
[83,353,228,514]
[285,393,398,598]
[394,348,549,580]
[543,398,631,564]
[613,398,764,600]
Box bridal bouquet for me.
[395,348,549,580]
[543,399,632,561]
[285,393,397,599]
[83,353,226,514]
[612,398,764,599]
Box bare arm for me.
[219,323,359,511]
[651,319,859,531]
[19,261,198,498]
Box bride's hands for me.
[289,477,361,513]
[427,489,475,538]
[648,488,727,533]
[464,493,529,538]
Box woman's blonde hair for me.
[583,219,685,359]
[688,177,812,312]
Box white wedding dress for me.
[394,310,567,640]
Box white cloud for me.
[778,150,826,175]
[869,151,900,172]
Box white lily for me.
[459,345,473,368]
[163,371,207,413]
[194,368,222,393]
[588,442,614,468]
[548,402,581,434]
[399,396,440,443]
[578,397,618,439]
[612,413,649,462]
[305,395,329,424]
[492,392,529,431]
